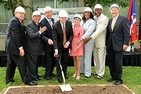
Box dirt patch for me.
[4,84,135,94]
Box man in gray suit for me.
[106,4,130,85]
[24,11,46,85]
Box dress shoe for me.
[44,77,51,80]
[96,75,103,79]
[107,78,115,82]
[6,80,15,84]
[33,78,40,81]
[57,78,63,83]
[114,80,122,85]
[25,81,37,86]
[85,76,91,78]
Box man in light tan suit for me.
[85,4,108,79]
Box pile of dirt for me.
[4,84,135,94]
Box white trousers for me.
[80,39,94,76]
[93,47,106,77]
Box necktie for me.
[111,18,116,31]
[62,23,66,45]
[49,19,53,28]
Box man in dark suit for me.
[52,10,73,83]
[24,11,46,85]
[5,6,27,84]
[40,6,55,80]
[106,4,130,85]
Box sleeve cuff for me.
[38,31,41,34]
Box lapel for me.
[58,21,63,37]
[32,20,39,31]
[15,17,24,31]
[113,15,121,32]
[44,18,52,29]
[82,18,91,28]
[96,14,103,25]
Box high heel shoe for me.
[76,76,80,80]
[72,74,76,78]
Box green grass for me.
[0,66,141,94]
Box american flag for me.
[127,0,137,43]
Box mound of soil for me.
[4,84,135,94]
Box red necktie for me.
[62,23,66,45]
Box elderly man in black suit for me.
[40,6,55,80]
[5,6,27,84]
[24,11,46,85]
[106,4,130,85]
[52,10,73,83]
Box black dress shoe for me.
[107,78,115,82]
[58,78,63,83]
[6,80,15,84]
[25,81,37,86]
[44,77,51,80]
[33,78,40,81]
[114,80,122,85]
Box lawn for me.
[0,66,141,94]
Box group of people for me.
[5,3,130,86]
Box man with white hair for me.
[40,6,55,80]
[52,10,73,83]
[5,6,27,84]
[106,4,130,85]
[24,11,46,85]
[85,4,108,79]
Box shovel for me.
[56,57,72,92]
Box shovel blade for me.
[60,84,72,92]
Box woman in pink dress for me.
[70,14,84,80]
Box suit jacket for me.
[91,14,108,48]
[106,15,130,51]
[5,16,25,55]
[52,20,73,50]
[25,20,43,55]
[40,17,54,53]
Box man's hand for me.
[19,48,25,57]
[48,39,53,45]
[123,45,128,50]
[39,26,46,33]
[64,42,70,48]
[84,37,91,44]
[54,50,59,57]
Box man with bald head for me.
[106,4,130,85]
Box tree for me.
[59,0,128,7]
[0,0,31,16]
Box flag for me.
[127,0,137,43]
[138,14,141,44]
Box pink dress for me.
[70,24,84,56]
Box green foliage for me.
[0,66,141,94]
[0,0,32,16]
[59,0,129,8]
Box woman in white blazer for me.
[77,7,96,78]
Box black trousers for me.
[56,48,69,79]
[44,52,55,78]
[107,42,123,81]
[24,53,38,82]
[6,53,26,84]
